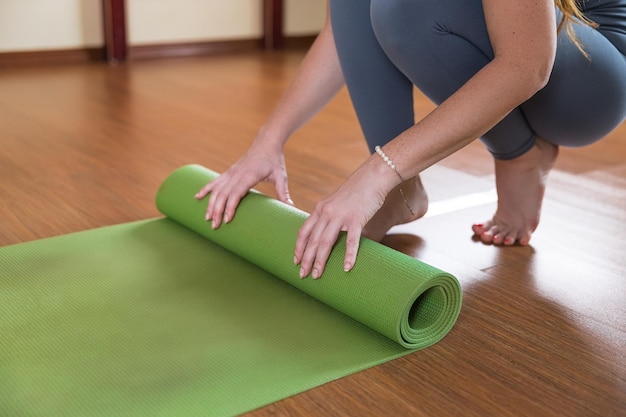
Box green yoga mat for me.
[0,164,462,417]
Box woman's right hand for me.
[195,140,293,229]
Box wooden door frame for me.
[262,0,284,50]
[102,0,127,62]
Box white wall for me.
[129,0,326,45]
[0,0,326,53]
[285,0,326,36]
[128,0,261,45]
[0,0,103,52]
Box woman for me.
[196,0,626,279]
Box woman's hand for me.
[294,157,395,279]
[195,141,292,229]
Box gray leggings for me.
[330,0,626,159]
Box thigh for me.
[329,0,415,151]
[522,5,626,147]
[370,0,493,103]
[371,0,539,159]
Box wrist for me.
[254,123,290,151]
[361,149,403,196]
[369,145,419,216]
[374,146,408,183]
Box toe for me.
[518,231,532,246]
[480,222,501,244]
[503,236,516,246]
[480,231,495,244]
[472,223,486,236]
[492,233,506,245]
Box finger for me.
[198,179,223,224]
[195,182,215,200]
[296,215,333,279]
[294,214,317,268]
[207,182,229,229]
[343,225,362,272]
[309,222,342,279]
[222,185,250,224]
[203,176,226,217]
[298,213,342,280]
[274,172,294,206]
[297,225,320,279]
[209,195,226,229]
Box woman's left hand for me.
[294,159,395,279]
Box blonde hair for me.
[555,0,598,57]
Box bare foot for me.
[363,175,429,242]
[472,138,559,245]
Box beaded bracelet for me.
[374,146,416,216]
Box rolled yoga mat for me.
[0,164,462,417]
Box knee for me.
[524,35,626,147]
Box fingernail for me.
[294,256,298,265]
[299,268,305,279]
[223,214,230,223]
[344,262,351,272]
[312,268,320,279]
[287,198,294,206]
[212,220,217,230]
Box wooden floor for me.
[1,50,624,417]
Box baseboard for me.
[128,39,263,60]
[0,47,106,68]
[0,35,317,68]
[129,35,315,60]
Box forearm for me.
[257,8,345,150]
[378,61,544,179]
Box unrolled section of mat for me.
[157,165,462,349]
[0,164,462,417]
